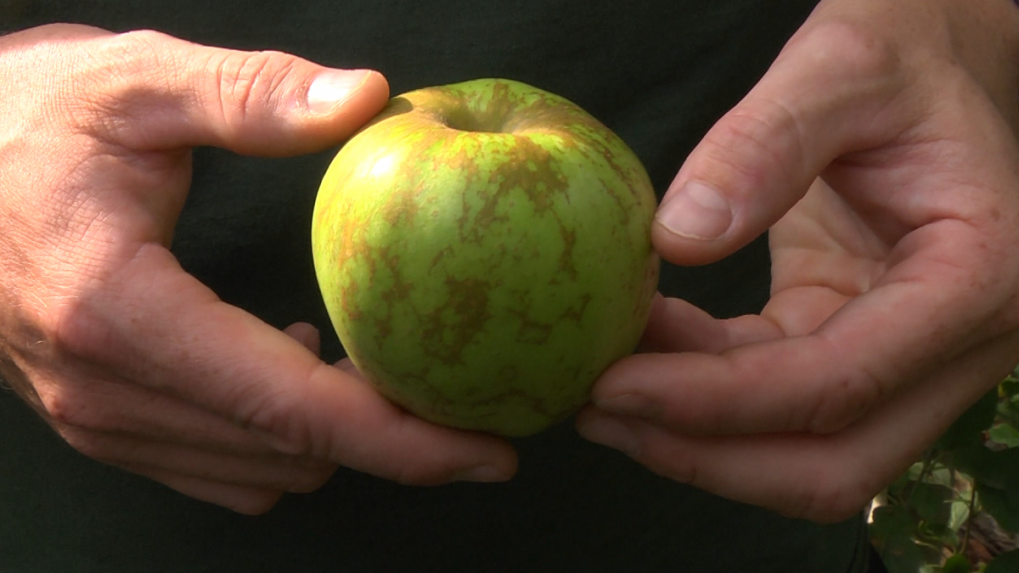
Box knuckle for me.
[38,386,74,425]
[38,385,95,429]
[792,19,899,82]
[381,431,463,486]
[241,363,357,461]
[108,29,176,55]
[49,300,117,366]
[95,30,179,86]
[385,418,479,486]
[237,387,316,458]
[70,30,171,118]
[703,104,802,191]
[208,50,300,127]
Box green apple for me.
[312,78,659,436]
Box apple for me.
[312,78,659,436]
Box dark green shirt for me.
[1,1,870,571]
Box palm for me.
[765,175,891,339]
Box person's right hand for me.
[0,24,517,515]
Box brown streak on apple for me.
[554,213,578,281]
[372,243,415,346]
[508,290,591,346]
[419,276,492,367]
[391,366,564,436]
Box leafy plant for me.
[869,368,1019,572]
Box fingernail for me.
[457,464,511,483]
[656,181,732,240]
[307,69,373,113]
[595,394,661,421]
[578,416,640,456]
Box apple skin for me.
[312,78,659,437]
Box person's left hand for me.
[577,0,1019,522]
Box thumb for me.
[68,28,389,155]
[652,23,909,266]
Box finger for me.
[651,21,911,265]
[578,330,1019,522]
[638,294,785,354]
[56,29,389,155]
[57,245,519,485]
[122,465,285,515]
[593,216,1018,435]
[332,357,360,374]
[59,427,335,493]
[31,368,291,456]
[283,322,321,358]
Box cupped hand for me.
[578,0,1019,521]
[0,24,516,515]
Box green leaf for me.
[976,484,1019,534]
[937,389,999,452]
[948,446,1016,489]
[988,423,1019,449]
[948,499,972,532]
[997,380,1019,428]
[870,505,928,573]
[1000,377,1019,398]
[949,446,1019,533]
[910,482,956,525]
[985,549,1019,573]
[928,467,956,488]
[942,554,972,573]
[916,520,960,550]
